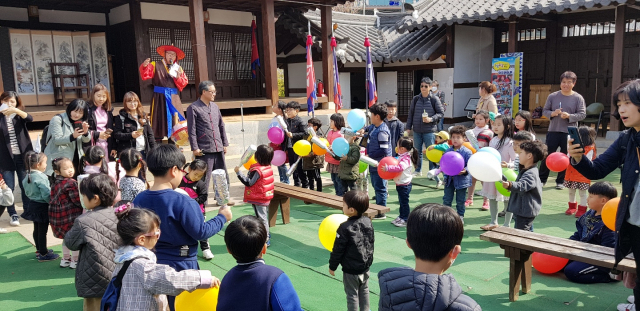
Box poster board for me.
[491,55,522,117]
[500,52,523,116]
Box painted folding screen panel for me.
[90,32,109,91]
[52,31,76,88]
[9,29,38,106]
[30,30,54,95]
[72,32,92,86]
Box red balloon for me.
[546,152,570,173]
[532,252,569,274]
[378,157,402,180]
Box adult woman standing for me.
[0,92,33,227]
[476,81,498,115]
[113,92,156,158]
[431,80,446,131]
[43,99,90,176]
[85,83,115,160]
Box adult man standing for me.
[540,71,586,189]
[139,45,188,142]
[187,81,235,206]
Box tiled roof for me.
[397,0,630,32]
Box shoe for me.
[393,218,407,227]
[556,183,565,190]
[304,201,312,204]
[373,213,387,220]
[371,195,376,201]
[629,295,635,304]
[412,171,422,177]
[565,202,578,215]
[436,181,443,188]
[69,261,77,269]
[226,200,236,206]
[391,217,402,225]
[9,215,20,226]
[35,249,54,258]
[575,205,588,218]
[37,252,60,262]
[0,228,7,234]
[481,200,489,211]
[481,224,500,231]
[426,169,440,179]
[266,233,271,247]
[542,182,547,187]
[498,211,506,217]
[60,259,71,268]
[202,249,214,260]
[459,216,464,224]
[617,303,635,311]
[464,199,473,207]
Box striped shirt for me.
[6,116,20,155]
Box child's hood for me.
[114,245,156,264]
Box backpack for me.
[100,259,134,311]
[40,114,64,152]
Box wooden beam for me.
[130,0,145,97]
[610,4,626,131]
[0,56,3,93]
[445,25,454,68]
[320,6,334,110]
[261,0,279,108]
[189,0,209,84]
[508,21,517,53]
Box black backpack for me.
[100,260,134,311]
[40,114,64,152]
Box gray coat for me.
[378,267,481,311]
[506,166,542,218]
[406,94,444,134]
[43,113,91,175]
[64,206,121,298]
[186,99,228,153]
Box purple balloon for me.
[267,127,284,144]
[271,150,287,166]
[440,151,465,176]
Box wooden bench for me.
[480,227,636,302]
[268,183,391,227]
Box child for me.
[110,204,219,311]
[503,140,547,231]
[117,148,147,202]
[331,135,360,194]
[426,130,450,187]
[480,115,516,231]
[49,157,82,268]
[82,145,125,189]
[218,215,301,311]
[132,144,231,311]
[0,178,14,233]
[378,203,480,310]
[271,100,289,184]
[564,126,597,218]
[64,173,121,310]
[383,137,419,227]
[564,181,618,284]
[466,110,494,209]
[384,100,405,157]
[514,110,536,138]
[302,117,324,192]
[442,126,473,223]
[364,103,392,219]
[283,101,307,188]
[499,130,534,221]
[327,113,346,196]
[235,145,275,246]
[329,190,374,311]
[179,159,214,260]
[21,151,58,261]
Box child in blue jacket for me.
[363,103,392,220]
[442,126,472,223]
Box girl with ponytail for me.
[381,137,419,227]
[117,148,148,201]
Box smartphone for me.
[105,128,113,135]
[73,121,83,130]
[136,128,144,133]
[568,126,584,149]
[501,175,508,182]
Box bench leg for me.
[506,247,533,302]
[268,200,280,227]
[280,198,290,225]
[521,252,532,294]
[509,257,524,302]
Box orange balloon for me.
[312,138,329,156]
[463,142,476,154]
[243,155,257,170]
[601,197,619,231]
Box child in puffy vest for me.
[235,145,275,246]
[179,159,215,260]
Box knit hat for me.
[436,131,450,140]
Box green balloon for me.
[496,168,517,197]
[359,161,368,173]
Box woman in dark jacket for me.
[84,83,115,160]
[0,91,33,226]
[113,92,156,157]
[569,79,640,306]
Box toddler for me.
[332,135,361,193]
[326,113,346,195]
[302,117,325,192]
[564,126,597,217]
[179,159,214,260]
[466,110,493,209]
[383,137,419,227]
[49,157,82,268]
[442,126,473,223]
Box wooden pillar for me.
[508,21,517,53]
[130,0,145,99]
[189,0,209,84]
[261,0,278,110]
[610,5,626,132]
[445,25,454,68]
[0,60,4,93]
[321,6,334,110]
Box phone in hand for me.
[501,175,508,182]
[136,128,144,134]
[105,128,113,135]
[73,121,83,130]
[568,126,584,150]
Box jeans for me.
[396,184,412,220]
[514,215,535,231]
[369,166,387,207]
[622,222,640,305]
[413,132,436,173]
[0,155,29,217]
[287,149,307,187]
[340,179,356,193]
[539,131,568,184]
[343,271,370,311]
[278,164,289,184]
[443,185,466,217]
[438,117,444,132]
[331,173,344,196]
[564,261,613,284]
[305,168,322,192]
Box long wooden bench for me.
[480,227,636,302]
[268,183,391,227]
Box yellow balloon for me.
[318,214,349,251]
[293,140,312,157]
[425,145,444,163]
[243,155,256,170]
[175,287,219,311]
[312,138,329,156]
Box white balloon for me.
[467,152,502,182]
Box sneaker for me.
[9,215,20,226]
[373,213,387,220]
[412,171,422,177]
[436,180,443,188]
[202,249,214,260]
[464,199,473,207]
[35,249,54,258]
[266,233,271,247]
[370,195,376,201]
[542,182,547,187]
[481,200,489,211]
[391,217,401,225]
[498,211,506,217]
[556,183,565,190]
[393,218,407,227]
[629,296,636,304]
[37,252,60,262]
[69,261,77,269]
[0,228,7,234]
[226,200,236,206]
[60,259,71,268]
[459,216,464,224]
[617,303,635,311]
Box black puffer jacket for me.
[329,215,374,274]
[378,267,481,311]
[113,109,156,155]
[406,94,443,134]
[283,116,307,149]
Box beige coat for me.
[477,95,498,114]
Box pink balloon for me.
[271,150,287,166]
[268,127,284,144]
[440,151,465,176]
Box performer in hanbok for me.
[139,45,188,141]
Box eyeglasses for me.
[420,85,430,88]
[142,229,161,239]
[207,89,217,95]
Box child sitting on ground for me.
[329,190,374,311]
[426,130,450,187]
[442,126,473,223]
[378,203,481,310]
[333,135,361,193]
[0,178,13,234]
[383,137,419,227]
[179,159,215,260]
[503,140,548,231]
[302,117,325,192]
[49,157,82,268]
[217,215,302,311]
[564,181,617,284]
[117,148,147,202]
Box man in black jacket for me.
[329,190,374,311]
[282,101,308,188]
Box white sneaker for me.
[69,261,78,269]
[412,171,422,177]
[459,216,464,224]
[617,303,635,311]
[0,228,7,234]
[10,215,20,226]
[436,180,444,188]
[391,217,402,225]
[60,259,71,268]
[393,218,407,227]
[426,169,440,180]
[203,249,214,260]
[630,296,636,304]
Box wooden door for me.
[210,26,257,100]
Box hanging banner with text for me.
[491,54,522,117]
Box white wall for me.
[139,3,253,26]
[433,68,454,118]
[339,72,351,109]
[39,9,106,26]
[287,61,324,96]
[0,6,28,22]
[109,4,130,25]
[208,9,253,26]
[377,71,397,104]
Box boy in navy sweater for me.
[384,100,405,157]
[132,144,232,311]
[218,215,302,311]
[364,103,392,219]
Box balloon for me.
[463,142,476,154]
[267,127,284,144]
[495,168,518,196]
[319,214,349,251]
[440,151,465,176]
[312,137,329,156]
[271,150,287,166]
[175,287,219,311]
[378,157,402,180]
[359,161,368,173]
[347,109,366,131]
[546,152,570,172]
[602,197,620,231]
[243,155,256,170]
[425,145,444,163]
[293,140,312,157]
[467,152,502,182]
[477,147,501,162]
[331,137,350,157]
[532,252,569,274]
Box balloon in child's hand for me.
[495,168,517,196]
[267,127,285,144]
[243,155,257,170]
[377,157,401,180]
[312,137,329,156]
[463,142,476,154]
[175,287,219,311]
[602,197,619,231]
[532,252,568,274]
[546,152,570,172]
[359,161,368,173]
[425,145,444,163]
[319,214,349,251]
[347,109,366,131]
[293,140,312,156]
[467,152,502,182]
[440,151,465,176]
[331,137,350,157]
[271,150,287,166]
[477,147,501,162]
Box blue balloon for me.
[347,109,366,131]
[332,137,350,157]
[477,147,501,162]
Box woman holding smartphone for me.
[85,83,115,160]
[113,92,156,159]
[43,99,91,176]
